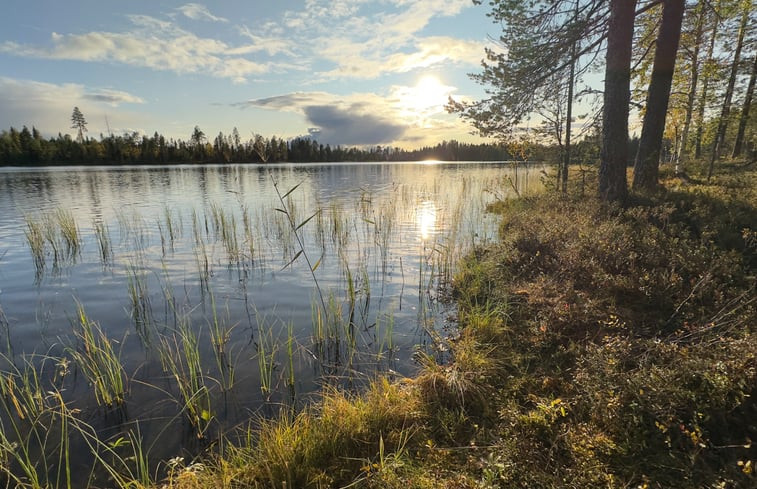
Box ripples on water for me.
[0,161,543,483]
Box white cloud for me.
[278,0,483,80]
[236,26,296,56]
[317,36,484,80]
[0,77,146,136]
[177,3,228,23]
[0,15,270,83]
[0,1,482,84]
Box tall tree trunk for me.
[694,4,720,160]
[708,2,750,179]
[633,0,686,192]
[599,0,637,203]
[676,0,707,171]
[732,53,757,157]
[563,38,576,194]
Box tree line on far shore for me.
[0,121,516,166]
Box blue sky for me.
[0,0,497,148]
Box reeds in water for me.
[55,209,81,259]
[23,209,82,275]
[158,320,213,439]
[208,293,236,392]
[66,304,126,408]
[24,216,46,275]
[0,355,76,488]
[92,219,112,264]
[126,264,153,337]
[256,319,277,401]
[210,202,241,264]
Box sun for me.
[397,75,454,118]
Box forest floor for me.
[161,160,756,488]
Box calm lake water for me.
[0,161,543,482]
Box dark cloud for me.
[235,92,408,146]
[233,92,325,110]
[83,89,144,105]
[303,105,406,146]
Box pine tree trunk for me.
[677,0,706,171]
[599,0,637,203]
[633,0,686,192]
[732,53,757,157]
[563,40,576,194]
[708,3,749,179]
[694,5,719,160]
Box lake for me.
[0,161,544,485]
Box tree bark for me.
[732,53,757,158]
[708,2,750,179]
[563,35,576,194]
[676,0,706,171]
[632,0,686,192]
[599,0,637,202]
[694,3,719,160]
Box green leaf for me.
[281,182,302,200]
[295,210,320,231]
[109,436,128,448]
[281,250,303,270]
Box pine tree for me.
[599,0,638,203]
[70,107,88,143]
[632,0,686,191]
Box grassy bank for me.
[149,161,755,488]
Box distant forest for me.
[0,124,517,166]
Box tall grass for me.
[0,355,78,489]
[66,304,126,408]
[163,206,180,248]
[24,216,45,276]
[241,203,256,263]
[208,293,236,392]
[255,319,278,401]
[158,319,213,439]
[210,202,243,264]
[22,209,83,276]
[92,219,113,264]
[126,263,153,337]
[55,208,81,259]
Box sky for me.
[0,0,499,149]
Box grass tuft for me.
[67,303,126,408]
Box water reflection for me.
[417,200,437,241]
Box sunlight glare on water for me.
[417,200,437,241]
